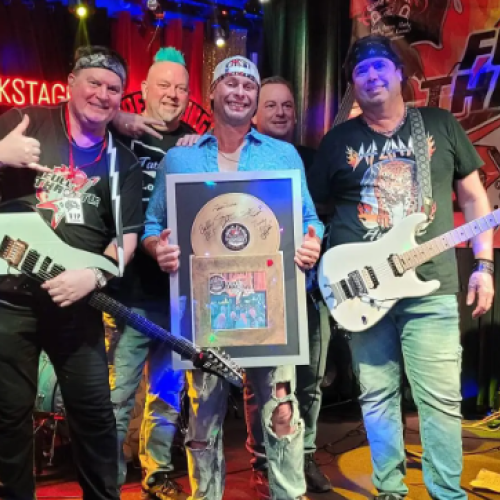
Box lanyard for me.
[65,104,107,178]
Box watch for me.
[91,267,107,289]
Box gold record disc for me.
[191,193,281,256]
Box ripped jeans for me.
[186,366,305,500]
[348,295,466,500]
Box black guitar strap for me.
[107,132,125,277]
[408,107,433,220]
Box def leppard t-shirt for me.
[307,106,483,295]
[0,104,143,257]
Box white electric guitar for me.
[318,210,499,333]
[0,202,244,387]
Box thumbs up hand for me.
[0,115,50,173]
[155,228,181,273]
[294,225,321,270]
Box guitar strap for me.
[107,131,125,277]
[408,107,434,220]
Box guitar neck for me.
[89,292,199,361]
[399,209,500,269]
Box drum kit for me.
[33,351,69,478]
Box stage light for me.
[147,0,159,10]
[68,0,94,18]
[75,4,88,17]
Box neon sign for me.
[0,76,69,107]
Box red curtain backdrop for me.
[111,13,204,105]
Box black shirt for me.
[110,121,195,304]
[0,104,143,256]
[307,107,483,295]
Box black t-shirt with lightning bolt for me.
[110,120,195,305]
[0,104,143,256]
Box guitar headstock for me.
[194,348,244,387]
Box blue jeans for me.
[110,302,185,487]
[186,366,305,500]
[348,295,465,500]
[245,297,331,469]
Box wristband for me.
[472,258,494,275]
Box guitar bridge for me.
[0,236,28,269]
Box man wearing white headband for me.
[142,55,324,500]
[0,45,142,500]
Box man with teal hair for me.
[109,46,193,500]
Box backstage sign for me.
[0,76,69,107]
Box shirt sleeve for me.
[142,155,167,241]
[287,144,325,240]
[120,158,143,234]
[448,112,484,179]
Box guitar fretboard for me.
[399,209,500,270]
[89,293,198,360]
[19,250,198,360]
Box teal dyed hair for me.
[154,47,186,66]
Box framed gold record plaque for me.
[166,171,309,369]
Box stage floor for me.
[35,404,500,500]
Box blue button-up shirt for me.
[143,128,324,241]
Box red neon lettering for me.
[0,76,68,106]
[0,78,12,104]
[25,81,38,105]
[38,83,50,105]
[12,78,26,106]
[52,83,68,104]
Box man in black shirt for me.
[307,35,493,500]
[0,46,142,500]
[109,47,192,500]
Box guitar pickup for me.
[0,236,28,268]
[361,266,379,289]
[388,254,405,277]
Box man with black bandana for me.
[307,34,493,500]
[0,46,142,500]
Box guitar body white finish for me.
[0,212,118,277]
[318,212,441,332]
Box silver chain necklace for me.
[362,105,408,137]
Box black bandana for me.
[345,35,402,81]
[74,53,127,84]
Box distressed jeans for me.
[348,295,466,500]
[186,366,305,500]
[245,296,331,470]
[110,302,185,487]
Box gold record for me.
[191,193,280,256]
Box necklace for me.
[65,104,107,178]
[218,141,245,163]
[362,105,408,137]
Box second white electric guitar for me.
[318,210,499,332]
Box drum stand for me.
[33,413,67,478]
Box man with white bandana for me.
[143,55,324,500]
